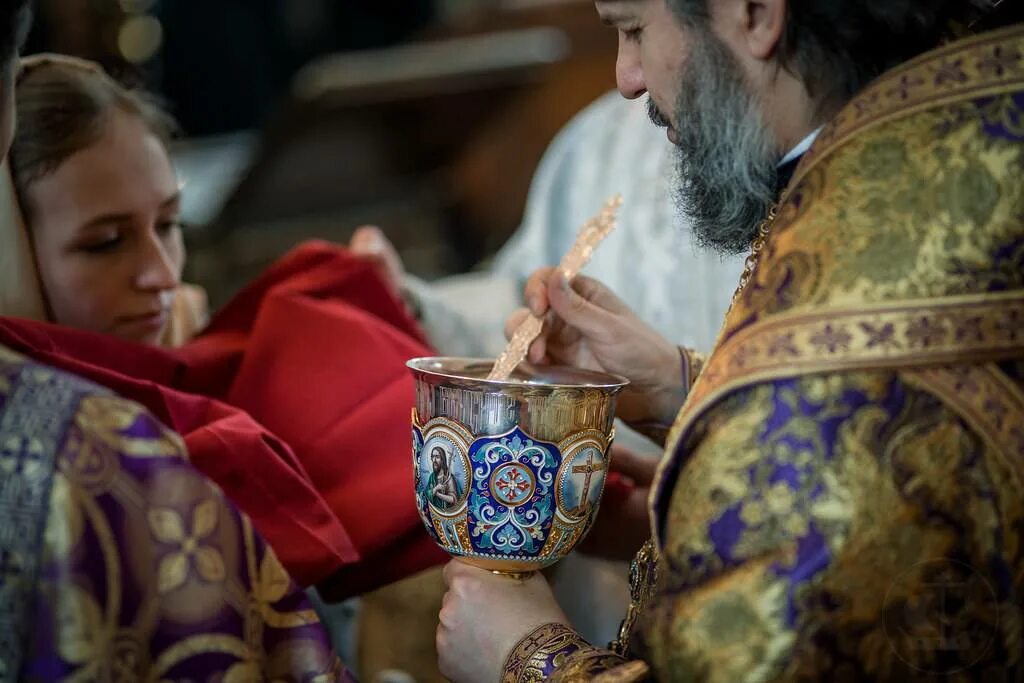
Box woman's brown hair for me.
[10,55,179,209]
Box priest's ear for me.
[711,0,787,62]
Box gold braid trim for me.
[681,347,707,390]
[502,623,629,682]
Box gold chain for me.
[709,196,787,352]
[731,201,780,305]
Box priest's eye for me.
[623,27,644,43]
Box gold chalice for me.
[408,358,627,577]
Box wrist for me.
[643,343,689,423]
[618,346,694,445]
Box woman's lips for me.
[117,309,168,336]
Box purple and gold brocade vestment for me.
[505,24,1024,683]
[0,346,356,681]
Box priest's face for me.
[595,0,788,254]
[596,0,687,144]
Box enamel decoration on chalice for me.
[408,197,628,578]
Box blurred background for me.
[25,0,618,307]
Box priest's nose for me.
[616,37,646,99]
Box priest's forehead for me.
[595,0,651,24]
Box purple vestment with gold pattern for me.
[505,23,1024,682]
[0,345,356,682]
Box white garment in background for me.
[410,90,746,360]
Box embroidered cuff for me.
[680,346,706,390]
[503,623,626,682]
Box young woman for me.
[0,55,446,601]
[0,17,351,679]
[11,54,204,346]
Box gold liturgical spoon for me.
[488,195,623,382]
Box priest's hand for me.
[508,267,686,426]
[437,560,569,683]
[578,445,658,561]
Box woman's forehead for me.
[27,111,176,215]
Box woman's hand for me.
[507,268,686,426]
[437,561,569,683]
[349,226,406,302]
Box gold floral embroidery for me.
[0,348,347,681]
[796,24,1024,186]
[149,498,226,594]
[254,548,319,629]
[655,26,1024,540]
[503,623,627,682]
[642,370,1019,680]
[904,363,1024,484]
[629,24,1024,683]
[43,474,84,559]
[76,394,186,460]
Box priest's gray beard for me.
[651,30,782,255]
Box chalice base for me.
[454,555,551,578]
[491,569,537,581]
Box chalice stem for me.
[491,569,537,581]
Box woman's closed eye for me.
[73,218,183,255]
[76,231,124,254]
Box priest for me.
[437,0,1024,680]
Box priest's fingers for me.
[523,266,557,317]
[505,307,549,363]
[546,272,619,344]
[562,272,631,314]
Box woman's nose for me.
[134,234,180,292]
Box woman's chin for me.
[113,312,168,346]
[111,324,165,347]
[137,330,164,346]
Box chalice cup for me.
[408,357,627,579]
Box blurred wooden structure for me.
[186,0,617,306]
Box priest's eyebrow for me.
[596,0,642,26]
